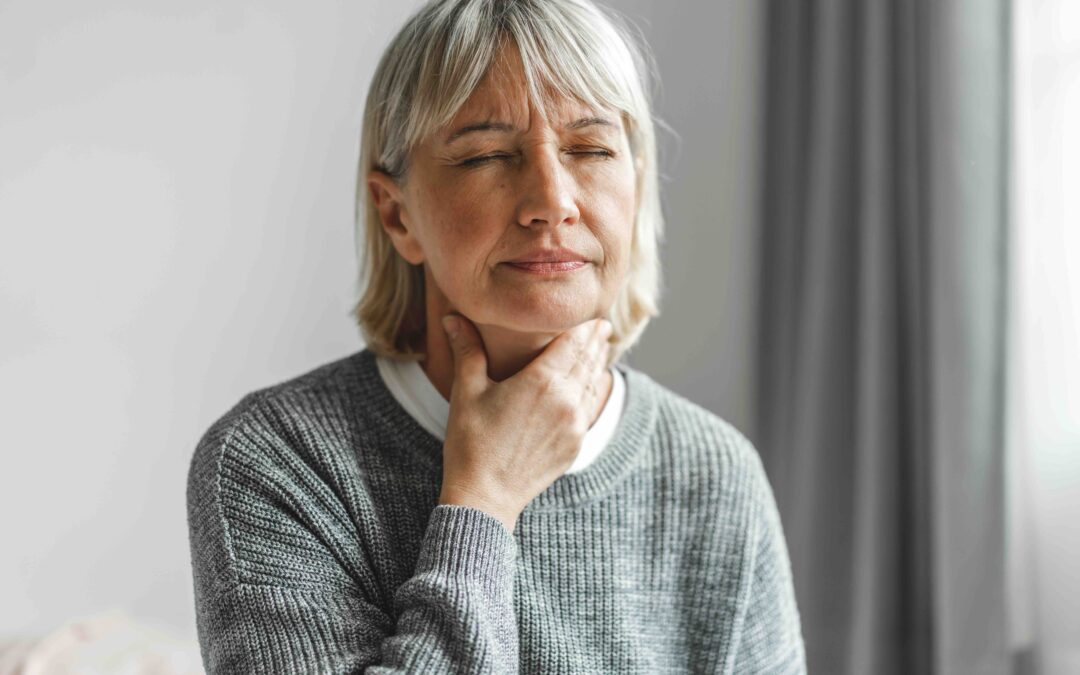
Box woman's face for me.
[373,44,638,335]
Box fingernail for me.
[442,315,459,338]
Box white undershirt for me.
[374,354,627,474]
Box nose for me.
[515,147,581,228]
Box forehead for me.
[438,43,619,141]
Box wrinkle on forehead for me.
[447,69,613,141]
[446,45,613,139]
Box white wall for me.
[616,1,764,441]
[0,0,763,641]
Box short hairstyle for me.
[352,0,665,364]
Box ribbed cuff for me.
[416,505,518,596]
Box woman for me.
[187,0,806,672]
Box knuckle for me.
[531,366,558,391]
[570,327,588,347]
[554,398,577,424]
[527,362,552,388]
[576,345,591,368]
[570,410,589,436]
[565,398,583,423]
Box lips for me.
[504,246,588,264]
[506,261,588,272]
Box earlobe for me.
[368,170,425,265]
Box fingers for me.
[444,314,611,401]
[576,330,612,424]
[566,318,612,385]
[442,313,489,394]
[533,318,608,378]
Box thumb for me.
[441,313,488,389]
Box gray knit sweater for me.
[187,348,806,674]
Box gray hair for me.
[353,0,665,363]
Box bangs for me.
[401,0,646,164]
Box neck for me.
[417,276,614,429]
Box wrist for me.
[438,490,518,534]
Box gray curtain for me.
[754,1,1013,673]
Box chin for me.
[498,310,599,335]
[463,287,605,333]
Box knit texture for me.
[187,348,806,674]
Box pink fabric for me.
[0,609,202,675]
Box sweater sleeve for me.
[731,447,807,674]
[186,398,520,674]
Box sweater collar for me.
[350,347,659,510]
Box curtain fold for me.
[755,1,1012,672]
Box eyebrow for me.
[443,116,615,144]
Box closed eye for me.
[571,149,615,159]
[459,153,513,167]
[458,149,615,167]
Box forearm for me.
[370,505,520,672]
[193,505,520,674]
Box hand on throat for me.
[417,274,613,429]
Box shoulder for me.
[188,350,367,480]
[186,349,376,535]
[619,363,772,507]
[188,349,384,493]
[186,351,374,592]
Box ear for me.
[368,170,425,265]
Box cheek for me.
[423,196,505,289]
[582,153,636,203]
[582,168,637,248]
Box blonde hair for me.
[352,0,665,364]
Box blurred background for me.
[0,0,1076,672]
